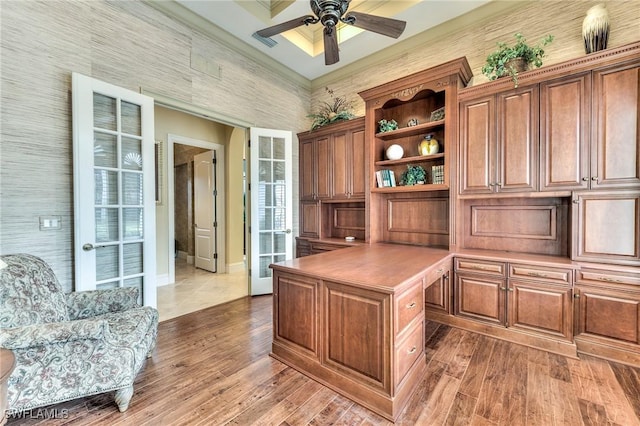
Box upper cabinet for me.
[591,61,640,189]
[298,117,366,202]
[459,85,539,195]
[459,43,640,197]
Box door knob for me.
[82,243,107,251]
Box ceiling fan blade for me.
[343,11,406,39]
[324,26,340,65]
[256,15,317,38]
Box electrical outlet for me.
[39,216,61,230]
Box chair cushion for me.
[0,254,69,328]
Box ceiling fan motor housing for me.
[311,0,350,28]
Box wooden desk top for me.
[271,242,450,292]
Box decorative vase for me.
[386,144,404,160]
[582,4,610,54]
[418,134,439,156]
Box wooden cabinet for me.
[299,200,320,238]
[298,117,365,201]
[295,237,311,258]
[572,190,640,266]
[454,258,507,324]
[540,73,591,191]
[459,85,539,195]
[507,263,573,341]
[331,126,366,199]
[454,257,574,342]
[591,60,640,190]
[574,267,640,365]
[540,61,640,191]
[300,135,331,201]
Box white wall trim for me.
[226,261,246,274]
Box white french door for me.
[249,128,293,295]
[72,73,156,308]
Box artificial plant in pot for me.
[400,165,427,186]
[482,33,554,88]
[308,87,355,130]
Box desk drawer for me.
[395,280,424,335]
[455,258,506,276]
[509,263,573,286]
[395,321,423,387]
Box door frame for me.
[167,134,225,284]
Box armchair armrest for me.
[0,318,106,350]
[66,287,140,320]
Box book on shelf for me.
[375,169,396,187]
[431,165,444,184]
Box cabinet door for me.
[316,136,332,199]
[592,61,640,189]
[273,272,318,356]
[575,283,640,346]
[454,272,505,325]
[296,237,311,258]
[573,190,640,266]
[496,86,539,193]
[459,96,496,195]
[299,200,320,238]
[331,131,350,199]
[540,73,591,191]
[300,138,316,201]
[508,280,573,341]
[350,128,366,199]
[323,281,389,391]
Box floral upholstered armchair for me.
[0,254,158,413]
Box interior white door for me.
[249,128,293,295]
[72,72,157,308]
[194,150,217,272]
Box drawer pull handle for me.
[600,276,622,283]
[406,302,416,309]
[408,346,417,354]
[527,272,547,278]
[437,268,444,274]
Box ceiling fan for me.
[255,0,407,65]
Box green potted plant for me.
[482,33,554,88]
[308,87,355,130]
[400,165,427,186]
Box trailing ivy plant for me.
[482,33,554,87]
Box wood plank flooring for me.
[7,295,640,425]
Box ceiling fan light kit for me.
[256,0,407,65]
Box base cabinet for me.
[451,257,576,355]
[271,268,427,422]
[574,267,640,365]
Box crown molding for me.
[144,0,312,91]
[311,0,527,91]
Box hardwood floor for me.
[7,295,640,425]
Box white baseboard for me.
[226,262,246,274]
[156,273,170,287]
[187,255,194,265]
[177,250,188,260]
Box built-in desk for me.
[269,243,451,422]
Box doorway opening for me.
[153,104,249,321]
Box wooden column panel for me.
[274,273,318,356]
[300,200,320,238]
[351,129,366,199]
[332,132,349,199]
